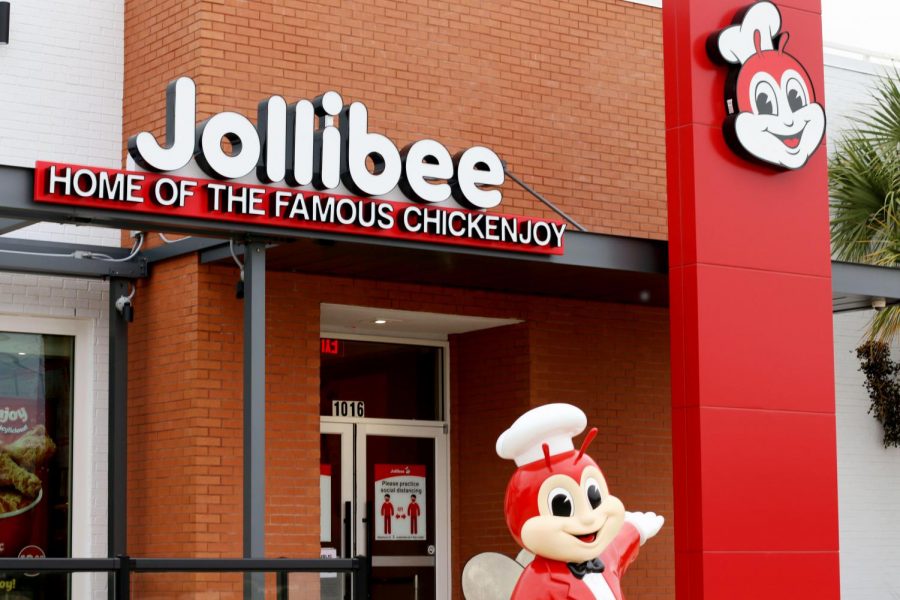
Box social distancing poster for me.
[374,464,426,541]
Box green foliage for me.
[856,341,900,448]
[831,71,900,342]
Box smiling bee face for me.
[730,46,825,169]
[504,450,626,564]
[519,464,625,563]
[709,1,826,170]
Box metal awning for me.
[832,261,900,312]
[3,164,900,311]
[199,231,670,306]
[0,164,670,306]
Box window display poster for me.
[374,464,426,541]
[320,464,332,543]
[0,333,72,599]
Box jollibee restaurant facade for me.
[0,0,865,598]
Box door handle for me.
[343,501,352,558]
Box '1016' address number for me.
[332,400,365,418]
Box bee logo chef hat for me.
[496,403,587,467]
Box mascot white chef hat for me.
[714,1,782,64]
[496,403,587,466]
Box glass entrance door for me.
[320,422,354,600]
[320,420,448,600]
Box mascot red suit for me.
[497,404,664,600]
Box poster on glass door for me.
[320,464,332,542]
[374,464,426,540]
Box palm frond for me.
[870,305,900,344]
[830,71,900,343]
[847,69,900,149]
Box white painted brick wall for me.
[833,311,900,599]
[0,0,123,246]
[0,1,122,596]
[827,54,900,600]
[824,54,890,155]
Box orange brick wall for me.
[450,324,532,576]
[123,0,667,239]
[128,256,673,598]
[124,0,203,158]
[120,1,673,597]
[449,300,673,599]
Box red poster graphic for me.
[374,464,426,541]
[0,398,55,559]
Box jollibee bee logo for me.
[707,1,825,170]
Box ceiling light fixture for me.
[373,319,388,325]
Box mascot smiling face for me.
[495,404,664,600]
[708,1,825,170]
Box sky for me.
[822,0,900,58]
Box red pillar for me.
[663,0,840,598]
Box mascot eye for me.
[548,488,574,517]
[585,478,602,509]
[754,81,778,116]
[784,77,809,113]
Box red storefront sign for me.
[33,162,566,256]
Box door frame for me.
[319,419,450,600]
[356,421,449,599]
[320,421,355,558]
[319,332,452,600]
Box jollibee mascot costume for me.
[497,404,663,600]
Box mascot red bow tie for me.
[497,404,664,600]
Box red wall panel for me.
[663,0,840,597]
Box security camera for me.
[872,297,887,311]
[115,295,134,323]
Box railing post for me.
[276,570,289,600]
[354,556,369,600]
[243,241,266,600]
[116,554,131,600]
[108,279,129,600]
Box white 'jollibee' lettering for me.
[340,102,402,196]
[257,96,287,183]
[128,77,196,172]
[401,139,453,203]
[127,77,506,209]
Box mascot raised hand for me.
[496,404,663,600]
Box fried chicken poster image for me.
[375,465,426,541]
[0,400,56,558]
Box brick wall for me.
[823,53,883,156]
[0,0,123,247]
[450,323,532,579]
[448,310,675,599]
[833,310,900,599]
[825,56,900,600]
[123,0,667,240]
[0,0,122,170]
[128,257,673,599]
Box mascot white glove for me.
[624,511,664,546]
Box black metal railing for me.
[0,555,369,600]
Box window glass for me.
[320,339,442,421]
[0,332,73,597]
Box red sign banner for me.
[33,162,566,255]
